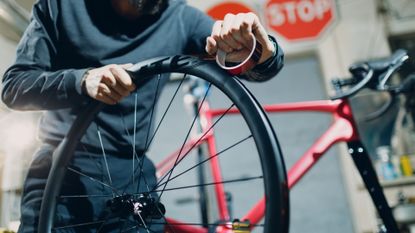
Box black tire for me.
[38,55,289,233]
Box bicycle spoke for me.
[122,225,161,233]
[132,92,138,188]
[152,175,263,193]
[137,74,161,193]
[153,203,178,233]
[154,102,234,189]
[80,144,104,173]
[58,194,112,199]
[156,83,212,200]
[118,219,159,233]
[120,225,138,233]
[120,74,187,195]
[154,85,214,190]
[97,212,118,233]
[118,218,127,233]
[97,129,114,197]
[96,219,109,233]
[137,212,151,233]
[53,220,106,230]
[147,221,264,227]
[67,167,120,195]
[155,134,253,189]
[141,165,154,194]
[117,219,161,233]
[53,214,124,232]
[146,74,187,149]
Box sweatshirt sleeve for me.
[1,2,89,111]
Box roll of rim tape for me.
[216,35,263,75]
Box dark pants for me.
[18,143,164,233]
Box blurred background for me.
[0,0,415,232]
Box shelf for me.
[358,176,415,190]
[380,176,415,188]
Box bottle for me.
[400,154,413,177]
[376,146,398,181]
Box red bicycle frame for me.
[156,98,399,233]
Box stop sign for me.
[207,2,255,20]
[265,0,336,41]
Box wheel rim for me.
[39,55,289,233]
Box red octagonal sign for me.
[265,0,336,41]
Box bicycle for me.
[37,49,413,233]
[180,50,414,233]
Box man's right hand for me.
[82,63,136,105]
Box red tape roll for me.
[215,36,263,75]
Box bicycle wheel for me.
[38,55,289,233]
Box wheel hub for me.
[107,193,166,222]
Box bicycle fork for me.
[347,140,399,233]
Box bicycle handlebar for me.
[331,49,409,100]
[330,49,414,121]
[331,68,374,100]
[362,75,415,121]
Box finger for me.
[103,71,131,97]
[96,91,117,105]
[205,36,217,55]
[221,14,243,50]
[211,20,222,39]
[99,74,126,98]
[240,13,256,41]
[98,83,123,101]
[120,63,133,69]
[110,65,136,92]
[211,20,232,53]
[107,86,124,100]
[248,12,263,35]
[232,14,248,48]
[224,15,254,56]
[101,70,117,87]
[245,12,273,53]
[112,83,130,98]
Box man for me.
[2,0,284,232]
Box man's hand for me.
[83,64,136,105]
[205,12,275,65]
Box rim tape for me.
[216,35,263,75]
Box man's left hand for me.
[205,12,275,65]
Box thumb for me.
[205,36,218,55]
[120,63,134,69]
